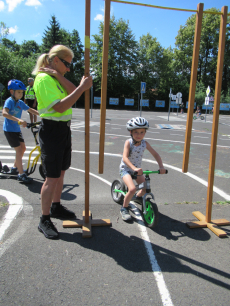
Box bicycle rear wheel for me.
[142,199,159,228]
[200,115,204,120]
[111,179,125,204]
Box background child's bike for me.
[111,170,168,228]
[193,113,204,120]
[0,122,45,180]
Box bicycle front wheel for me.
[142,199,159,228]
[111,179,125,204]
[193,115,197,120]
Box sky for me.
[0,0,229,49]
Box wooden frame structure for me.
[185,5,230,237]
[99,1,230,237]
[63,0,111,238]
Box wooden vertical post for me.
[182,3,203,173]
[63,0,112,237]
[186,6,230,237]
[206,6,228,223]
[98,0,111,174]
[84,0,91,223]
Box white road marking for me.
[2,149,230,306]
[194,136,209,139]
[0,190,33,258]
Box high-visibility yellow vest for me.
[34,73,72,121]
[25,86,36,100]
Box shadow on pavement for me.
[58,226,230,290]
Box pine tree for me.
[41,15,63,53]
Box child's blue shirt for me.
[3,97,29,132]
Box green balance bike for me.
[111,170,168,228]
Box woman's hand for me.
[79,76,93,91]
[38,66,59,78]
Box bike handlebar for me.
[18,121,41,129]
[133,169,168,176]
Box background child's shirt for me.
[3,97,29,132]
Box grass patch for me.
[176,201,199,204]
[0,201,9,207]
[213,201,230,205]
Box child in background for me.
[119,117,166,221]
[2,79,39,184]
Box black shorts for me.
[39,119,72,178]
[4,131,24,147]
[26,99,37,110]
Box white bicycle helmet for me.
[126,117,149,131]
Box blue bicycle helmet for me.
[8,79,26,91]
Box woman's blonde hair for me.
[32,45,74,75]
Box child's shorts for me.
[4,131,24,148]
[119,168,132,179]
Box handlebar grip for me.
[18,121,30,128]
[158,169,168,174]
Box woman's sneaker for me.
[17,173,33,184]
[38,218,59,239]
[120,207,132,221]
[50,204,76,219]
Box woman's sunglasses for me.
[58,58,72,69]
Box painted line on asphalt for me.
[70,131,230,149]
[0,190,23,241]
[72,151,230,201]
[70,168,174,306]
[0,190,33,258]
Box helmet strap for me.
[11,90,18,102]
[131,133,141,145]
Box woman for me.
[32,45,92,239]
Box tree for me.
[41,15,64,52]
[2,38,20,53]
[0,44,36,100]
[174,8,230,97]
[64,29,84,84]
[91,16,138,104]
[0,22,9,43]
[19,40,41,58]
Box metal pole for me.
[168,88,171,121]
[140,93,143,117]
[91,85,93,118]
[138,93,139,111]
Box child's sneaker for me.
[10,167,19,175]
[120,207,132,221]
[17,173,33,184]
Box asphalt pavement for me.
[0,109,230,306]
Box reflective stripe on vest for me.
[38,99,72,121]
[25,86,35,100]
